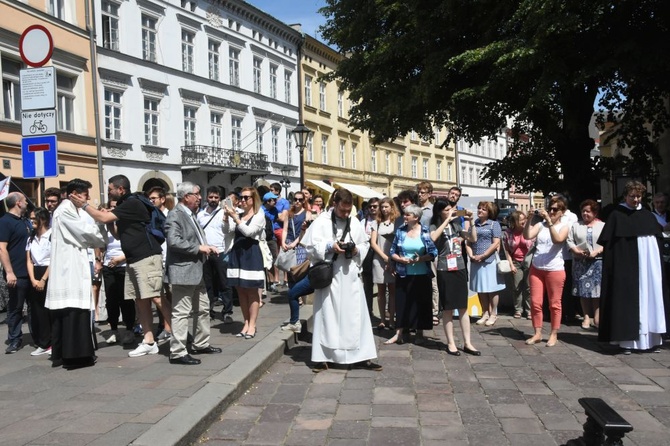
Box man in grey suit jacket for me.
[165,182,221,365]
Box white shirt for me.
[104,231,126,267]
[532,222,567,271]
[26,229,52,266]
[197,206,224,250]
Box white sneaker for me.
[31,346,52,356]
[128,341,159,357]
[281,321,302,333]
[223,314,234,324]
[105,332,118,344]
[122,331,135,345]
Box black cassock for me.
[598,205,669,343]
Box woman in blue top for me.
[386,204,438,345]
[466,201,506,326]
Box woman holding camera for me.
[386,205,438,345]
[466,201,505,326]
[524,196,570,346]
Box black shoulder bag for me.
[308,213,351,289]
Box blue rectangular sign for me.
[22,134,58,178]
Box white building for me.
[94,0,302,194]
[456,132,509,202]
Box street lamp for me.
[279,165,292,198]
[291,122,312,190]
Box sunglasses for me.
[548,207,560,212]
[240,196,253,200]
[294,198,304,202]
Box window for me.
[286,128,293,165]
[284,71,292,103]
[2,58,21,121]
[397,154,403,175]
[434,126,440,145]
[269,65,277,99]
[48,0,65,19]
[304,75,312,107]
[184,107,196,145]
[57,74,75,132]
[461,166,466,184]
[253,57,262,94]
[208,40,219,80]
[469,167,475,185]
[436,160,442,181]
[385,153,390,175]
[447,162,453,181]
[411,130,417,141]
[411,156,418,179]
[321,136,328,164]
[142,15,157,62]
[422,159,428,179]
[371,148,377,173]
[231,117,242,151]
[319,82,326,111]
[337,92,343,117]
[104,89,122,140]
[211,113,222,147]
[144,98,159,145]
[339,140,346,167]
[229,48,240,86]
[101,1,119,50]
[256,122,263,153]
[271,127,279,162]
[306,134,314,162]
[182,30,194,73]
[351,143,357,169]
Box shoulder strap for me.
[201,207,221,230]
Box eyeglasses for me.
[185,192,201,197]
[294,198,304,202]
[45,199,58,204]
[148,196,161,201]
[240,195,253,201]
[548,207,560,212]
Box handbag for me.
[275,248,297,272]
[495,251,512,274]
[289,259,310,283]
[308,260,335,289]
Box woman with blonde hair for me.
[370,197,399,329]
[224,187,265,339]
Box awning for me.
[305,179,335,194]
[333,182,385,200]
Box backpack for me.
[127,193,166,246]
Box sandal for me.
[433,315,440,326]
[513,312,521,319]
[312,362,329,373]
[377,322,386,330]
[476,312,489,325]
[485,315,497,326]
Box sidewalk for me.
[0,290,311,446]
[199,315,670,446]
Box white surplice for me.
[45,200,108,310]
[301,211,377,364]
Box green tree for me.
[320,0,670,206]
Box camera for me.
[534,210,540,215]
[338,241,356,259]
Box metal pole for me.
[85,0,105,204]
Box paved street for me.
[199,314,670,446]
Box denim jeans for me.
[287,276,313,324]
[6,277,30,343]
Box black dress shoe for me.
[446,347,461,356]
[169,354,201,365]
[5,340,21,354]
[463,346,481,356]
[192,346,222,354]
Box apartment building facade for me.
[94,0,302,194]
[1,0,101,204]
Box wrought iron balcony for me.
[181,145,269,173]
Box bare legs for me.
[236,286,260,336]
[443,308,477,351]
[580,297,600,328]
[476,292,499,325]
[136,298,156,344]
[377,283,396,327]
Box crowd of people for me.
[1,176,668,371]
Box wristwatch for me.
[82,203,90,211]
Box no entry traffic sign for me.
[19,25,54,68]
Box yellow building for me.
[0,1,100,205]
[300,36,456,205]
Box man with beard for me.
[70,175,170,358]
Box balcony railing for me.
[181,145,269,172]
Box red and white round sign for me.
[19,25,54,68]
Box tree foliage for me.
[319,0,670,205]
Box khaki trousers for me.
[170,280,210,358]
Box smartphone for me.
[455,209,467,217]
[222,197,234,210]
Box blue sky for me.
[248,0,328,40]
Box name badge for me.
[447,254,458,271]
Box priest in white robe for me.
[46,179,107,369]
[301,188,381,372]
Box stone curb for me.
[130,305,313,446]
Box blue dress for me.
[572,226,602,298]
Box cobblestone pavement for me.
[199,316,670,446]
